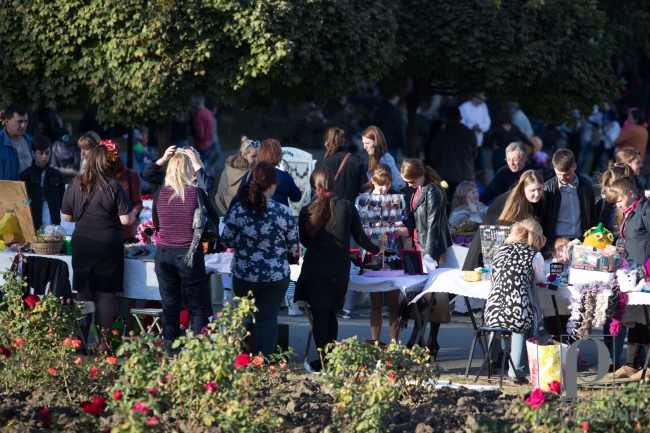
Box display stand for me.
[0,180,36,243]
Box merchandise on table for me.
[464,267,491,282]
[124,243,156,260]
[355,193,405,260]
[566,279,625,337]
[478,225,511,269]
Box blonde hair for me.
[453,181,478,208]
[77,131,101,150]
[165,154,194,202]
[497,170,544,225]
[362,126,388,173]
[504,218,544,248]
[240,136,257,156]
[400,158,447,202]
[598,164,636,190]
[611,147,641,167]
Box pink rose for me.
[524,388,546,409]
[548,380,561,395]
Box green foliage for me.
[112,296,283,432]
[599,0,650,58]
[392,0,619,117]
[323,337,441,432]
[475,384,650,432]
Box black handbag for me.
[196,188,220,243]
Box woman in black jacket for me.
[398,158,451,357]
[607,178,650,381]
[463,170,545,271]
[294,166,380,372]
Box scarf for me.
[621,194,643,239]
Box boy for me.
[19,135,65,231]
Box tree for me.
[384,0,620,157]
[0,0,398,156]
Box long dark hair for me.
[306,167,336,237]
[78,146,118,197]
[323,127,345,158]
[239,162,278,217]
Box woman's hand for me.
[184,148,204,171]
[466,195,478,213]
[396,226,409,237]
[156,146,177,166]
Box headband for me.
[318,188,332,197]
[98,140,120,163]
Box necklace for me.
[290,164,309,179]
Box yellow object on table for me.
[464,271,481,282]
[0,213,20,235]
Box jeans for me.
[155,247,208,347]
[233,275,290,357]
[603,319,627,365]
[343,290,357,311]
[489,328,531,378]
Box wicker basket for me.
[39,235,64,242]
[31,241,63,255]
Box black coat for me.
[621,198,650,267]
[19,162,65,230]
[541,174,597,258]
[479,163,555,204]
[294,199,379,308]
[404,182,452,258]
[462,193,545,270]
[429,122,477,183]
[315,148,367,203]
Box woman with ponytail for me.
[315,127,367,202]
[398,158,452,358]
[294,166,380,372]
[221,162,300,358]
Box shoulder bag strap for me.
[335,153,351,181]
[77,188,96,222]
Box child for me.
[354,163,406,343]
[19,136,65,231]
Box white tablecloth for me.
[0,250,232,301]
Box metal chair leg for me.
[464,331,479,378]
[474,332,497,383]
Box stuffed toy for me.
[583,223,614,249]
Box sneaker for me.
[287,302,304,316]
[630,368,649,382]
[357,309,371,317]
[611,365,640,379]
[337,310,352,319]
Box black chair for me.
[469,326,524,388]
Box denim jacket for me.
[0,127,34,180]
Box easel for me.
[0,180,36,243]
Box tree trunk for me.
[405,77,426,158]
[126,126,134,169]
[158,117,172,160]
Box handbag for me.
[196,188,220,243]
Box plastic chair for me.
[130,308,163,334]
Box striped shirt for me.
[156,186,198,248]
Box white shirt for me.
[40,171,52,227]
[512,109,534,138]
[459,101,491,147]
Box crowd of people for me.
[2,97,650,380]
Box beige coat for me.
[216,154,250,215]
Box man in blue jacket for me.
[0,104,33,180]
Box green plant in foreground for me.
[111,296,283,432]
[324,337,441,432]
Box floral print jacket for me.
[222,199,300,282]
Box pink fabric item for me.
[193,108,214,152]
[156,186,198,248]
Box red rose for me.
[548,380,561,395]
[24,294,40,308]
[105,357,117,365]
[524,388,546,409]
[582,421,590,431]
[132,401,149,413]
[0,348,11,358]
[79,397,105,417]
[147,387,158,397]
[146,417,161,426]
[203,381,217,393]
[234,353,251,368]
[40,407,53,428]
[88,366,99,378]
[113,391,123,401]
[389,373,396,381]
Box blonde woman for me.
[483,218,547,379]
[462,170,545,270]
[609,147,644,191]
[153,152,208,351]
[141,144,214,193]
[76,131,101,174]
[215,136,259,214]
[449,181,487,231]
[362,126,405,190]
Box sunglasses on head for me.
[243,140,260,150]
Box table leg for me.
[466,296,486,357]
[551,295,562,338]
[126,298,136,335]
[642,306,650,381]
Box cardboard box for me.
[571,245,620,272]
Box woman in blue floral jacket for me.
[222,162,300,358]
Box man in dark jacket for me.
[19,136,65,231]
[542,149,597,258]
[480,142,555,204]
[429,107,477,209]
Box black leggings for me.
[310,306,338,362]
[626,323,650,369]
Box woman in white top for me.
[363,126,406,191]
